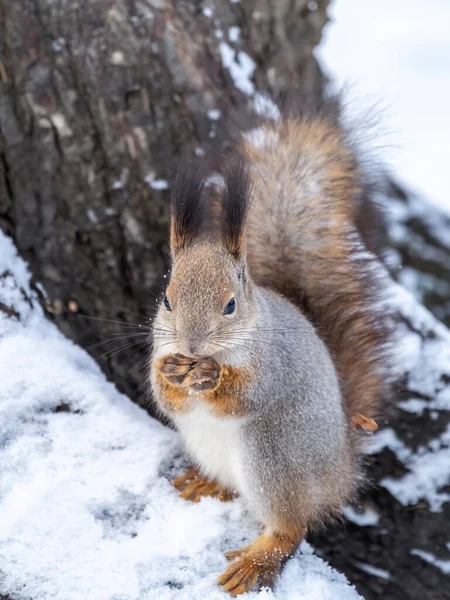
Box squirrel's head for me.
[154,160,256,361]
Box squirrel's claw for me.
[160,354,221,389]
[182,357,221,391]
[171,467,234,503]
[172,467,198,491]
[160,354,194,385]
[218,560,260,597]
[219,531,302,596]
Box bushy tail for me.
[242,100,390,421]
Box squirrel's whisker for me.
[156,340,180,351]
[98,339,149,362]
[152,328,176,336]
[142,284,165,301]
[86,332,151,352]
[79,314,152,330]
[126,344,152,376]
[152,320,177,333]
[211,333,275,346]
[208,340,247,362]
[107,301,151,321]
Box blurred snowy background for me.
[317,0,450,214]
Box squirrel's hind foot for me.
[218,530,303,596]
[172,467,234,503]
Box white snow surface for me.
[317,0,450,214]
[0,230,361,599]
[370,283,450,512]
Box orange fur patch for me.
[155,357,191,413]
[201,365,253,417]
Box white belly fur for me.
[173,401,246,493]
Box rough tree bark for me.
[1,1,449,599]
[383,181,450,328]
[0,0,327,403]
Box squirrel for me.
[150,98,390,596]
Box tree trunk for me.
[1,2,449,599]
[0,0,328,405]
[383,180,450,328]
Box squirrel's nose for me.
[179,338,201,358]
[185,338,207,358]
[179,330,207,357]
[189,343,199,356]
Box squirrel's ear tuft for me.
[221,157,252,260]
[170,163,206,256]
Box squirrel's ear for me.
[221,157,251,261]
[170,163,206,257]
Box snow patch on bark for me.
[219,42,255,96]
[411,548,450,575]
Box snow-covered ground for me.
[0,231,362,599]
[317,0,450,214]
[2,228,450,597]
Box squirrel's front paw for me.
[160,354,196,385]
[159,354,221,391]
[182,357,222,391]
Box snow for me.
[51,113,73,137]
[387,191,450,254]
[254,93,281,121]
[342,505,379,527]
[367,283,450,512]
[243,128,279,149]
[219,42,256,96]
[144,173,169,191]
[86,208,98,224]
[0,230,361,599]
[51,38,65,53]
[316,0,450,214]
[381,438,450,513]
[354,564,390,581]
[207,109,222,121]
[228,26,241,43]
[384,192,450,308]
[110,50,126,65]
[411,549,450,575]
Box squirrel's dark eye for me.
[163,296,172,312]
[223,297,236,315]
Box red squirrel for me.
[150,97,391,596]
